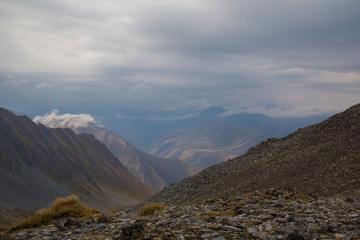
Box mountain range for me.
[150,119,269,168]
[75,125,200,191]
[103,107,327,149]
[147,103,360,205]
[0,108,154,227]
[32,111,200,191]
[99,107,327,169]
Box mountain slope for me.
[76,126,200,191]
[0,108,154,226]
[103,106,326,151]
[148,103,360,205]
[150,120,270,168]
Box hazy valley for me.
[103,106,327,169]
[33,112,200,191]
[1,1,360,239]
[1,104,359,239]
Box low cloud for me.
[2,74,28,87]
[33,109,100,129]
[35,82,54,88]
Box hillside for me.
[0,108,154,227]
[76,125,200,191]
[147,103,360,205]
[150,120,269,168]
[5,189,360,239]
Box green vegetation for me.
[9,195,99,232]
[139,203,165,216]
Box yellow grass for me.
[9,195,99,231]
[200,211,220,218]
[139,203,165,216]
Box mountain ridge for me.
[150,119,269,168]
[0,107,154,227]
[76,125,200,191]
[146,103,360,205]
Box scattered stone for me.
[247,227,257,234]
[273,199,284,208]
[0,233,12,240]
[287,233,305,240]
[201,233,212,238]
[63,218,81,228]
[334,233,346,240]
[98,214,112,224]
[5,190,360,240]
[223,225,242,231]
[53,222,66,231]
[121,222,144,239]
[348,212,359,218]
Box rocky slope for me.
[3,190,360,239]
[150,120,269,168]
[0,108,154,227]
[147,103,360,205]
[76,125,200,191]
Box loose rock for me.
[5,190,360,240]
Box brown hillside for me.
[76,126,200,191]
[0,108,154,227]
[148,103,360,205]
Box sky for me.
[1,0,360,119]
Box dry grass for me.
[200,211,220,218]
[139,203,165,216]
[9,195,99,232]
[224,210,235,216]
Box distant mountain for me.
[102,107,326,168]
[102,106,327,151]
[0,108,154,227]
[76,125,200,191]
[150,119,269,168]
[147,103,360,205]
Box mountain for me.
[0,108,154,227]
[150,119,269,168]
[32,110,200,191]
[76,125,200,191]
[103,107,326,169]
[102,106,327,151]
[147,103,360,205]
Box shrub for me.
[9,195,99,231]
[139,203,164,216]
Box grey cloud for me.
[0,0,359,118]
[134,0,360,71]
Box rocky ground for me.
[2,190,359,240]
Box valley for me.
[0,103,359,239]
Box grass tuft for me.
[139,203,164,216]
[200,211,220,218]
[9,195,99,232]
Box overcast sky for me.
[1,0,360,118]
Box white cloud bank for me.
[33,109,100,129]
